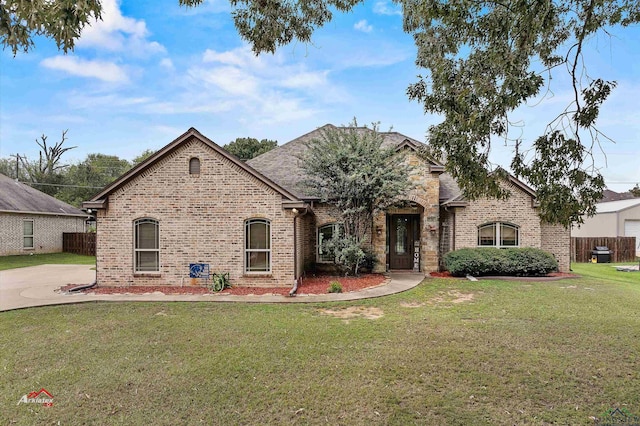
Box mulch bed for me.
[60,274,387,296]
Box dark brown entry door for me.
[389,215,419,270]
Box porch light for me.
[376,226,383,236]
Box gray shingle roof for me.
[0,173,86,217]
[601,189,638,203]
[247,124,462,201]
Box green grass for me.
[0,252,96,271]
[572,261,640,284]
[1,263,639,424]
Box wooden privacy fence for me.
[571,236,637,263]
[63,233,96,256]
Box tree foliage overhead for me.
[403,0,639,227]
[223,137,278,161]
[301,122,412,274]
[4,0,639,226]
[223,0,638,227]
[1,0,101,55]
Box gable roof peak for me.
[85,128,301,206]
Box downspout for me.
[67,280,97,292]
[289,207,309,296]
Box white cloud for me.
[354,20,373,33]
[184,45,347,124]
[281,71,330,89]
[373,1,402,16]
[41,56,129,83]
[160,58,175,71]
[202,48,267,69]
[77,0,165,55]
[188,66,260,96]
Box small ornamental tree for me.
[301,122,412,275]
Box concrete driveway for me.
[0,264,96,311]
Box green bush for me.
[322,235,377,276]
[327,281,343,293]
[443,247,558,277]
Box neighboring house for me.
[600,189,638,203]
[572,199,640,256]
[0,173,87,256]
[84,126,570,288]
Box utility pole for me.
[9,154,20,180]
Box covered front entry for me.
[388,214,420,270]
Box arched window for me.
[189,157,200,175]
[134,218,159,272]
[245,219,271,273]
[478,222,519,248]
[317,223,343,263]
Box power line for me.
[20,181,104,189]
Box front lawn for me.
[1,263,638,424]
[0,252,96,271]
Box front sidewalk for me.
[0,267,425,312]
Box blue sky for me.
[0,0,638,192]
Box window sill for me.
[133,273,161,277]
[243,273,272,278]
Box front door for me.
[389,215,419,270]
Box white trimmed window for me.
[245,219,271,273]
[317,223,343,263]
[134,218,160,272]
[478,222,519,247]
[23,219,34,249]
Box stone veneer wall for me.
[451,180,570,272]
[371,149,441,273]
[309,149,441,274]
[96,137,295,287]
[0,213,85,256]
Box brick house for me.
[0,173,86,256]
[84,126,569,288]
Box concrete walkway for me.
[0,266,425,312]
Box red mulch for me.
[429,271,453,278]
[61,274,387,296]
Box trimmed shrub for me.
[444,247,558,277]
